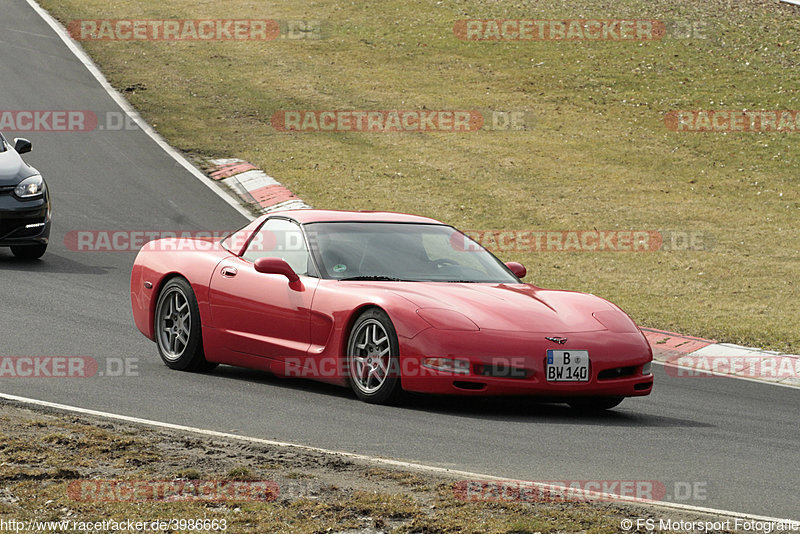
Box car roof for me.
[269,209,444,225]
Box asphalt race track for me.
[0,0,798,521]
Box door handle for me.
[221,266,238,278]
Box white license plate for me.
[546,350,590,382]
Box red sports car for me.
[131,210,653,408]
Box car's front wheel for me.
[567,396,624,412]
[10,244,47,259]
[346,308,402,404]
[154,277,217,372]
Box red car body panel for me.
[131,210,653,398]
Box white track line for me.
[23,0,254,222]
[0,392,795,524]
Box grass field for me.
[38,0,800,352]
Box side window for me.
[242,218,313,276]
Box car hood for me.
[371,282,634,333]
[0,149,34,186]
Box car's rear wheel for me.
[154,277,217,372]
[10,244,47,259]
[567,396,624,411]
[346,308,402,404]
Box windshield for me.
[305,222,519,283]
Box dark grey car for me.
[0,133,50,259]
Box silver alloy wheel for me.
[348,318,393,394]
[156,287,192,362]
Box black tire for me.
[346,308,402,404]
[154,277,217,372]
[567,396,624,412]
[10,244,47,260]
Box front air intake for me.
[597,366,636,380]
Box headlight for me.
[14,175,45,199]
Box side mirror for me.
[254,257,300,283]
[14,138,32,155]
[505,261,526,279]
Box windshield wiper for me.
[339,275,415,282]
[446,279,479,283]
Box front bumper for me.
[399,328,654,397]
[0,191,51,246]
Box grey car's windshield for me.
[305,222,519,283]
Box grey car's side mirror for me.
[14,138,32,154]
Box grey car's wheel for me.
[154,277,217,372]
[11,244,46,260]
[346,308,402,404]
[567,396,624,412]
